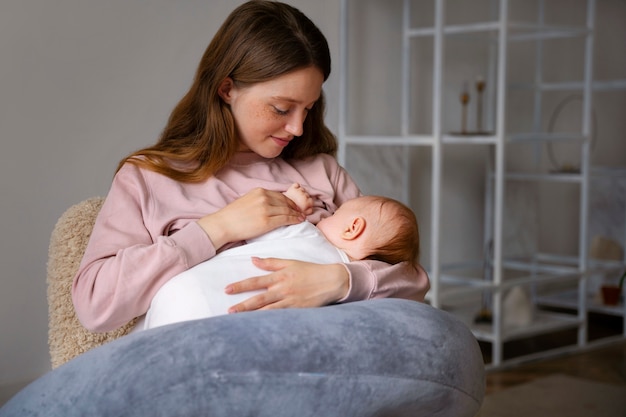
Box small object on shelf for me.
[460,80,469,135]
[546,94,598,174]
[475,76,485,133]
[474,307,492,324]
[600,269,626,306]
[449,78,493,136]
[601,286,621,305]
[503,286,534,328]
[590,236,623,262]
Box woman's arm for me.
[73,165,307,332]
[72,165,216,333]
[223,257,429,313]
[340,260,430,302]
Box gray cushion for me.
[0,299,484,417]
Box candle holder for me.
[475,76,485,134]
[449,77,493,137]
[460,81,469,135]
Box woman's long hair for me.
[118,1,337,182]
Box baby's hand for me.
[284,183,314,215]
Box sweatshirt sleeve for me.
[340,261,430,303]
[71,164,215,333]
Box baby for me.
[287,183,419,265]
[142,184,420,329]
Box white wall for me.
[0,0,338,399]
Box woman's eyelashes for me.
[272,105,314,116]
[273,106,289,116]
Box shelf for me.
[500,171,583,183]
[342,134,434,146]
[590,166,626,178]
[342,134,498,146]
[495,167,626,183]
[408,21,500,37]
[447,305,582,343]
[441,255,623,281]
[509,79,626,92]
[509,132,588,142]
[507,23,590,41]
[407,21,589,42]
[536,289,626,318]
[343,131,601,149]
[340,0,625,369]
[443,134,497,144]
[438,256,582,280]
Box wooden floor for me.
[484,339,626,395]
[482,309,626,395]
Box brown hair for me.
[117,1,336,182]
[364,197,420,268]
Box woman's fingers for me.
[226,290,280,313]
[197,188,305,248]
[250,256,287,272]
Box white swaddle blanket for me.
[143,221,349,330]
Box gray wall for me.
[343,0,626,267]
[1,0,624,401]
[0,0,338,398]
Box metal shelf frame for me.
[338,0,624,368]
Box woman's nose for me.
[285,112,306,137]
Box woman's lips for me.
[271,136,291,147]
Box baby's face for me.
[316,198,369,243]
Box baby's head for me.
[317,196,420,267]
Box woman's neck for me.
[229,151,275,166]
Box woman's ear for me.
[217,77,235,104]
[342,217,365,240]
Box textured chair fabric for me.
[47,197,136,368]
[2,299,484,417]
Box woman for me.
[72,0,430,333]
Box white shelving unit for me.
[339,0,626,368]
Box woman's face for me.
[220,66,324,158]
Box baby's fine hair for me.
[365,197,420,268]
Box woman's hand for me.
[197,188,305,250]
[225,257,350,313]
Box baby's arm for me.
[284,183,313,215]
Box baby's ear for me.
[342,217,365,240]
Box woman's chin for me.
[259,147,284,159]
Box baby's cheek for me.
[310,209,332,226]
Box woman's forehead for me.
[255,67,324,102]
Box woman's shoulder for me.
[115,159,197,193]
[117,158,197,179]
[115,160,156,186]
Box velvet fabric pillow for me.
[1,299,484,417]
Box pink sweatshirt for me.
[72,152,430,332]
